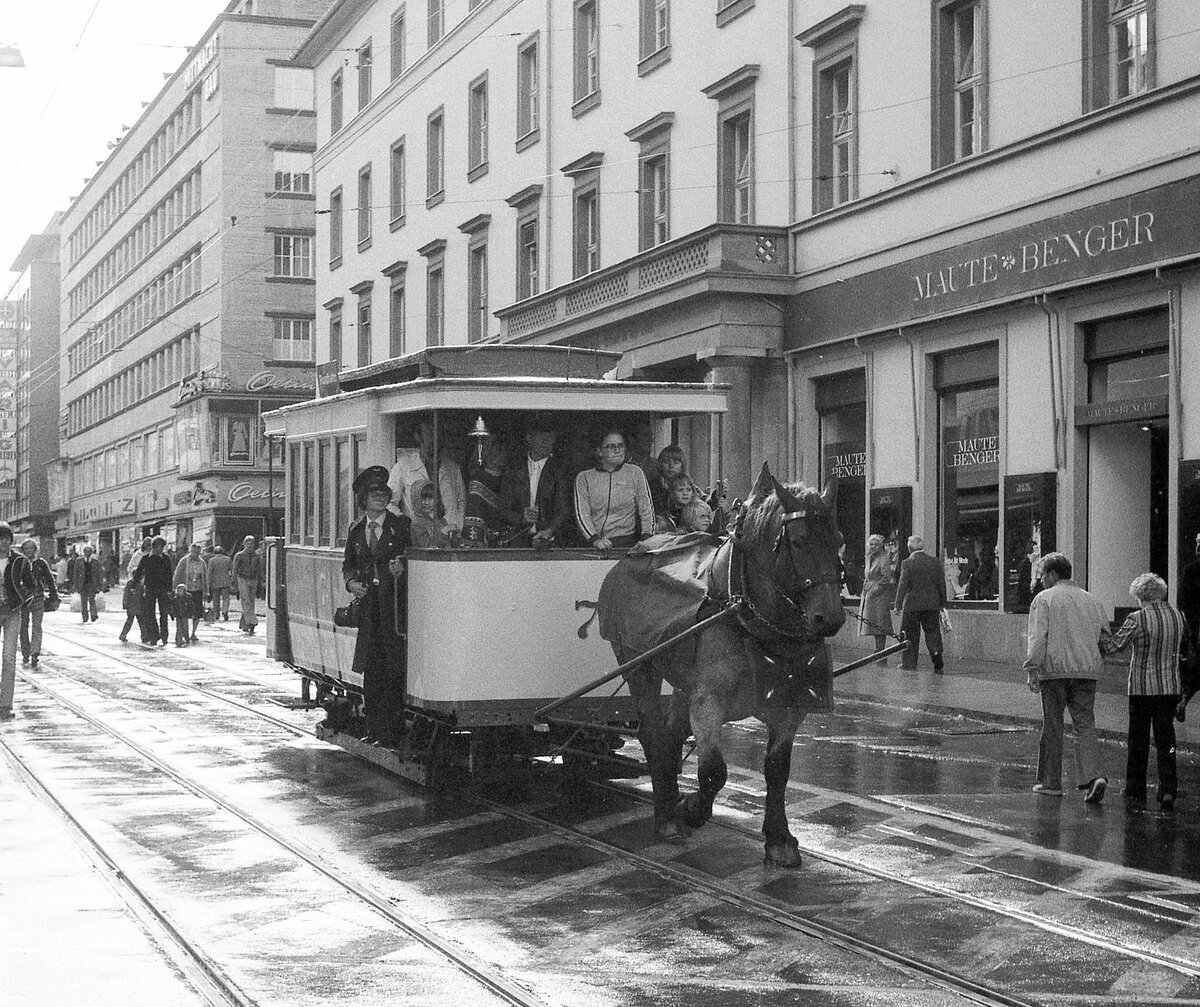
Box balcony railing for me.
[498,224,789,342]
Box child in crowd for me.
[173,583,191,647]
[650,445,685,525]
[671,475,714,533]
[409,478,450,548]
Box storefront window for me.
[225,415,254,465]
[817,370,866,596]
[1003,473,1056,613]
[938,344,999,603]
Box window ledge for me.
[515,128,540,153]
[426,190,445,209]
[266,276,316,285]
[357,236,373,252]
[637,45,671,77]
[716,0,755,28]
[329,255,343,271]
[571,90,601,119]
[265,358,316,368]
[467,161,489,184]
[389,215,407,233]
[267,191,316,201]
[267,107,316,117]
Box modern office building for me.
[2,215,62,554]
[57,0,330,560]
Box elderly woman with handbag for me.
[342,465,411,745]
[1103,572,1188,808]
[860,534,897,665]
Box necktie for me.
[368,522,378,549]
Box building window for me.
[817,371,867,596]
[330,69,343,133]
[933,0,987,167]
[389,279,406,357]
[573,182,600,277]
[357,164,372,248]
[426,107,444,205]
[1084,0,1155,110]
[390,6,406,81]
[517,34,539,143]
[468,74,488,180]
[329,304,342,364]
[329,187,343,264]
[937,344,1000,603]
[815,56,855,211]
[721,111,752,223]
[639,0,669,61]
[357,40,373,111]
[467,240,488,343]
[638,151,669,250]
[516,212,539,300]
[272,150,311,193]
[390,138,406,226]
[356,292,372,367]
[273,67,313,109]
[272,234,312,278]
[573,1,600,112]
[426,263,444,347]
[273,318,313,361]
[428,0,444,48]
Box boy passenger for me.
[498,416,571,548]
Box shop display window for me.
[937,344,999,603]
[816,370,866,596]
[1003,473,1056,613]
[224,415,254,465]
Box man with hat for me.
[498,414,571,547]
[343,465,412,744]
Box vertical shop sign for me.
[0,331,17,500]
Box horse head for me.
[738,462,846,640]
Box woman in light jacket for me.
[859,534,896,665]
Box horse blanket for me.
[597,533,722,656]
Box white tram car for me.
[263,346,727,783]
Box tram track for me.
[32,625,1200,1003]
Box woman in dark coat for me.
[136,536,174,646]
[342,465,412,744]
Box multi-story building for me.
[296,0,1200,663]
[57,0,330,561]
[2,215,62,554]
[295,0,797,499]
[786,0,1200,662]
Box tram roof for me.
[263,347,728,438]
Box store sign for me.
[177,367,231,404]
[246,369,316,394]
[945,436,1000,469]
[823,442,866,479]
[71,498,135,525]
[138,490,170,515]
[1074,394,1168,426]
[792,175,1200,346]
[315,360,341,398]
[228,480,284,503]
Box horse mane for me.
[743,479,835,539]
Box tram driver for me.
[344,465,412,745]
[498,415,572,548]
[574,427,655,551]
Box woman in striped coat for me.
[1104,573,1189,808]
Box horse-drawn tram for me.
[262,345,733,785]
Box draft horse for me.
[597,463,845,867]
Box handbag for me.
[44,594,61,613]
[203,604,219,624]
[939,608,954,634]
[334,596,362,628]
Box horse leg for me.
[761,710,805,868]
[628,665,684,844]
[678,692,727,830]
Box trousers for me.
[1126,694,1178,800]
[0,608,22,710]
[899,609,943,670]
[78,590,98,621]
[20,597,43,660]
[1037,678,1102,789]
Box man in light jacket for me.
[1023,552,1110,804]
[207,545,233,621]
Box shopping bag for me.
[939,609,954,634]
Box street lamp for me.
[0,45,25,68]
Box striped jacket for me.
[1105,601,1188,696]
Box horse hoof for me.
[655,821,687,846]
[677,794,712,830]
[764,841,802,869]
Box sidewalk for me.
[830,646,1200,752]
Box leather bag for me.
[333,597,362,628]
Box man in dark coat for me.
[497,419,572,547]
[894,534,948,673]
[73,543,102,623]
[342,465,412,744]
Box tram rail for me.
[27,623,1200,1001]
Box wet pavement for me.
[2,599,1200,1005]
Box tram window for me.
[288,443,301,544]
[303,442,317,545]
[318,439,332,546]
[335,436,351,546]
[352,431,366,478]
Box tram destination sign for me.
[791,175,1200,345]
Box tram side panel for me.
[283,546,362,691]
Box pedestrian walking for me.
[1023,552,1110,803]
[894,535,947,673]
[0,523,38,720]
[18,539,58,669]
[231,536,263,635]
[138,536,174,646]
[860,534,897,664]
[207,545,233,620]
[172,541,209,643]
[73,543,102,622]
[1103,573,1188,808]
[119,538,152,642]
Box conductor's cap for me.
[352,465,392,498]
